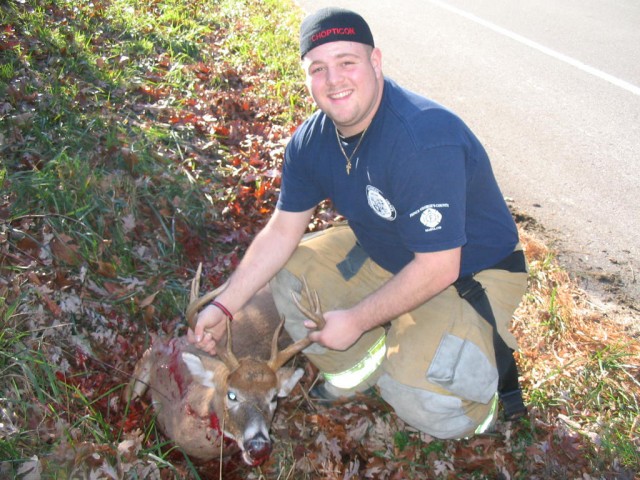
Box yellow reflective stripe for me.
[323,334,386,389]
[475,393,498,434]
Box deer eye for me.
[270,393,278,403]
[227,391,237,402]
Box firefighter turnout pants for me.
[270,225,528,439]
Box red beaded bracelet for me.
[211,300,234,321]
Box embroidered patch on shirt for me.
[366,185,396,221]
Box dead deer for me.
[124,265,324,466]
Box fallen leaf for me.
[51,234,83,266]
[96,261,117,278]
[139,291,159,308]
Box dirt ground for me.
[513,206,640,339]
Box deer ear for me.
[182,353,217,389]
[276,367,304,398]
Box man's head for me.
[299,7,374,59]
[299,8,383,137]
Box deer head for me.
[178,264,325,465]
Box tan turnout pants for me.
[270,225,527,439]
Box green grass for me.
[515,236,640,476]
[1,0,306,477]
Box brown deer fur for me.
[125,272,324,466]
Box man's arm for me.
[188,207,315,354]
[306,247,461,350]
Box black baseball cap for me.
[299,7,374,58]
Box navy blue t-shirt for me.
[277,78,519,277]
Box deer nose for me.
[246,435,272,464]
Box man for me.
[189,7,528,439]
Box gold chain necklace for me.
[335,126,369,175]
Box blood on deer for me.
[124,264,324,466]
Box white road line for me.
[428,0,640,96]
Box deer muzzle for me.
[243,433,272,466]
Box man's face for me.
[302,41,383,137]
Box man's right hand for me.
[186,303,228,355]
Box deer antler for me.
[186,263,238,369]
[217,317,239,369]
[186,263,221,331]
[268,276,326,370]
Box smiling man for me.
[190,7,529,439]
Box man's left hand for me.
[305,309,363,351]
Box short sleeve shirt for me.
[277,78,519,277]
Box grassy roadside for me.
[1,0,638,478]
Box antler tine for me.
[269,315,286,364]
[184,264,238,368]
[185,263,227,331]
[215,315,239,370]
[186,263,217,330]
[268,276,325,370]
[291,276,326,329]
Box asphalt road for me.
[295,0,640,306]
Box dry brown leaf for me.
[95,261,117,278]
[50,234,82,266]
[138,291,159,308]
